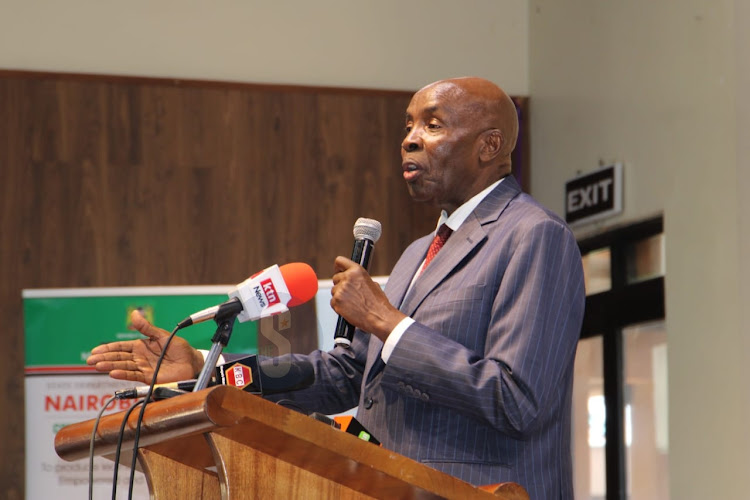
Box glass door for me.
[574,217,666,500]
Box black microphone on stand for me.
[333,218,382,348]
[114,356,315,399]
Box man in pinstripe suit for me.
[89,77,585,499]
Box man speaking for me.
[88,77,585,500]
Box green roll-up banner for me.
[24,286,257,499]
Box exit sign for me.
[565,163,623,226]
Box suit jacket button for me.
[364,397,374,409]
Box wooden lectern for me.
[55,386,529,499]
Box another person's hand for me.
[331,256,406,342]
[86,310,204,384]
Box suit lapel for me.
[363,176,522,383]
[399,176,522,317]
[398,217,486,316]
[363,244,428,383]
[384,239,430,311]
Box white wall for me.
[530,1,748,499]
[736,1,750,496]
[0,0,528,94]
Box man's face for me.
[401,83,483,214]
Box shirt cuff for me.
[198,349,226,367]
[381,317,415,363]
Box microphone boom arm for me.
[193,309,241,391]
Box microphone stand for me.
[193,310,240,391]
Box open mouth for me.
[402,162,421,181]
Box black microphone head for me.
[259,358,315,394]
[217,355,315,395]
[353,218,382,243]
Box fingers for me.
[90,357,138,373]
[89,340,133,357]
[332,256,362,298]
[88,352,150,383]
[87,345,139,375]
[87,313,177,385]
[88,350,136,369]
[108,369,148,383]
[333,256,356,274]
[332,256,370,288]
[130,310,170,340]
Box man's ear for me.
[479,129,504,162]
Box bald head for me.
[417,77,519,165]
[401,77,519,213]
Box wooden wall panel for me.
[0,71,424,498]
[0,70,528,498]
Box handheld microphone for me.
[178,263,318,328]
[115,356,315,399]
[333,218,382,348]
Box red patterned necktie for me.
[420,224,453,275]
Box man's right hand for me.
[86,310,204,384]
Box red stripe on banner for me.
[24,366,99,375]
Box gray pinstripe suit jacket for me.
[272,176,585,499]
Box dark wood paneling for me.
[0,70,528,498]
[0,70,425,498]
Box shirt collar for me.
[435,177,505,233]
